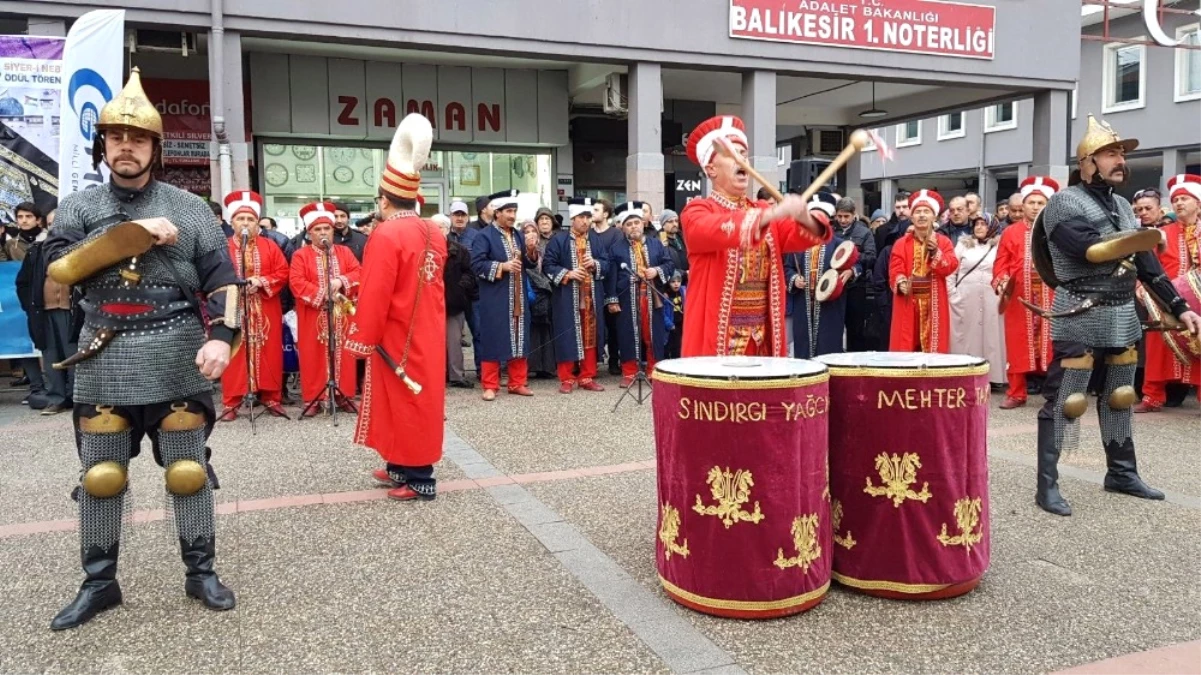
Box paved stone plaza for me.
[0,375,1197,675]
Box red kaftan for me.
[221,236,290,406]
[680,194,826,357]
[345,213,448,467]
[992,220,1053,375]
[889,232,959,353]
[1144,221,1200,390]
[289,243,361,402]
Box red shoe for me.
[336,396,358,414]
[620,376,634,389]
[999,397,1026,410]
[302,404,321,418]
[508,386,534,397]
[387,485,435,502]
[372,468,403,487]
[264,402,291,419]
[218,407,238,422]
[579,380,605,392]
[482,389,497,401]
[559,382,574,394]
[1134,399,1163,413]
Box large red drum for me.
[1167,270,1201,368]
[815,352,991,600]
[652,356,831,619]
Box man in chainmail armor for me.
[1032,115,1201,517]
[42,68,241,629]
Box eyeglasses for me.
[1133,189,1160,200]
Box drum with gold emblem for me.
[815,352,990,600]
[651,356,831,619]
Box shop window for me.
[984,103,1017,133]
[258,142,553,235]
[1176,24,1201,102]
[937,113,965,141]
[895,120,921,148]
[1103,42,1145,113]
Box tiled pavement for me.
[0,375,1197,675]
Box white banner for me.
[57,9,125,200]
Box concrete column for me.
[844,144,863,206]
[1161,148,1185,194]
[741,70,778,198]
[976,169,998,206]
[208,30,251,196]
[26,17,66,36]
[879,179,896,214]
[1017,164,1031,182]
[1030,90,1071,189]
[625,62,664,214]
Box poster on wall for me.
[143,78,213,167]
[0,36,64,226]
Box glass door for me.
[419,181,446,218]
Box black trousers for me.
[844,285,873,352]
[41,309,76,406]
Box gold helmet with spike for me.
[1076,114,1138,162]
[96,67,163,139]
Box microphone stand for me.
[613,260,660,411]
[299,239,357,425]
[238,229,261,434]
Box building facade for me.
[4,0,1083,229]
[859,3,1201,209]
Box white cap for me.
[450,200,469,214]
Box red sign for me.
[729,0,996,60]
[141,78,212,166]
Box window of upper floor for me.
[1103,41,1146,113]
[984,102,1017,133]
[1176,24,1201,103]
[937,112,966,141]
[896,120,921,148]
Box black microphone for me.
[241,229,249,247]
[320,236,329,247]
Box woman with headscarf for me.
[949,215,1007,387]
[524,217,557,378]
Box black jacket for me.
[14,241,47,348]
[444,239,478,317]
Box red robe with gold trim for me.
[992,220,1053,374]
[290,243,361,402]
[889,231,958,353]
[1145,220,1200,387]
[345,214,447,467]
[680,194,825,357]
[221,236,290,405]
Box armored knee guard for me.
[77,406,133,553]
[157,402,214,544]
[1099,347,1138,448]
[1054,351,1094,454]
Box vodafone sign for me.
[730,0,996,60]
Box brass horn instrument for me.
[333,292,356,318]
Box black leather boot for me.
[1036,418,1072,516]
[50,544,123,630]
[181,536,236,610]
[1102,438,1165,500]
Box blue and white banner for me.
[0,261,36,359]
[57,9,124,200]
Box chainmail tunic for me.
[1041,184,1142,347]
[52,182,230,405]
